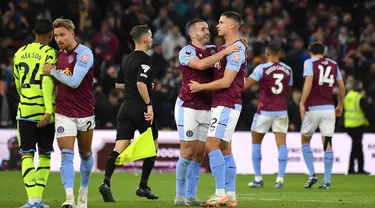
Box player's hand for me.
[239,37,249,48]
[37,113,51,128]
[144,105,154,123]
[189,80,202,93]
[335,105,343,117]
[43,64,54,75]
[223,44,241,55]
[299,104,306,121]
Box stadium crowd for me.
[1,0,375,131]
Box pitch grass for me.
[0,172,374,208]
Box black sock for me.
[139,156,156,188]
[104,151,120,187]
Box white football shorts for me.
[174,98,211,142]
[207,105,242,142]
[55,113,95,138]
[251,113,289,133]
[301,110,336,137]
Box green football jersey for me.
[13,43,56,122]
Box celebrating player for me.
[13,19,56,208]
[245,42,293,189]
[189,11,246,207]
[99,24,159,202]
[174,19,240,206]
[43,18,95,208]
[299,42,345,189]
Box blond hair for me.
[53,18,75,31]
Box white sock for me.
[66,188,74,198]
[29,198,41,204]
[255,176,263,182]
[227,191,236,201]
[276,177,284,183]
[215,188,226,196]
[79,186,88,194]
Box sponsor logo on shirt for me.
[81,54,89,62]
[186,50,191,55]
[141,64,150,73]
[68,55,74,64]
[233,54,240,61]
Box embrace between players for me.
[173,12,345,207]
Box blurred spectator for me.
[93,20,119,75]
[162,25,187,60]
[0,79,17,128]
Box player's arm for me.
[288,69,294,96]
[42,48,57,115]
[335,68,345,116]
[184,45,240,70]
[136,61,152,105]
[136,60,153,122]
[116,67,125,90]
[299,60,313,107]
[244,65,262,89]
[190,49,245,91]
[12,53,21,96]
[49,49,94,89]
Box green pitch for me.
[0,172,374,207]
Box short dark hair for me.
[34,19,53,35]
[221,11,241,25]
[267,41,281,56]
[130,24,150,42]
[187,18,205,30]
[308,42,325,55]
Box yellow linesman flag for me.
[115,127,156,165]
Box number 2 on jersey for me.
[272,73,284,94]
[17,62,42,88]
[318,65,334,87]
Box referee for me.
[99,24,159,202]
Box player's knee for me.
[205,137,221,153]
[79,152,92,160]
[181,148,194,160]
[301,134,311,144]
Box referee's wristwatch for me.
[146,101,152,106]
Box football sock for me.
[22,155,38,201]
[224,154,236,193]
[61,149,75,198]
[186,160,201,199]
[35,154,50,198]
[324,150,334,184]
[302,144,315,177]
[103,151,119,187]
[80,152,94,188]
[252,144,262,180]
[176,156,190,198]
[278,145,288,179]
[209,150,225,196]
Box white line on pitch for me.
[238,192,365,196]
[237,197,375,204]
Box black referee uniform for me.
[116,51,158,140]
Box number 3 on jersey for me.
[272,73,284,94]
[16,62,42,89]
[318,65,334,87]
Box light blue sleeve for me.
[303,59,313,77]
[336,66,343,80]
[179,46,198,66]
[289,69,293,86]
[50,48,94,89]
[250,65,263,81]
[225,42,246,72]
